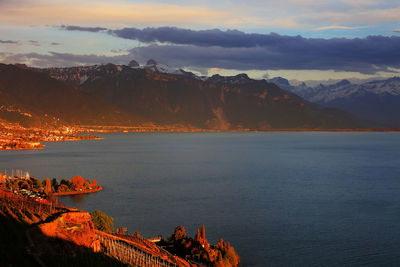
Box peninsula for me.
[0,170,240,266]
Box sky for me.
[1,0,400,81]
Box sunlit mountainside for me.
[270,76,400,127]
[0,62,360,131]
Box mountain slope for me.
[0,63,134,127]
[39,64,359,130]
[275,76,400,127]
[0,63,360,130]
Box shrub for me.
[91,210,114,233]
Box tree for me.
[91,210,114,233]
[172,226,187,242]
[133,231,141,238]
[72,175,84,190]
[83,179,91,189]
[195,228,201,242]
[51,178,58,191]
[30,177,41,189]
[58,184,69,192]
[43,178,52,196]
[201,224,206,239]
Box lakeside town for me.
[0,120,102,150]
[0,169,102,201]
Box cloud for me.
[0,51,128,68]
[76,26,400,75]
[0,39,18,44]
[1,32,400,75]
[111,27,315,48]
[126,40,400,74]
[51,42,60,45]
[394,29,400,33]
[306,7,400,26]
[315,25,362,31]
[60,25,107,32]
[1,0,400,32]
[0,1,231,27]
[110,27,269,47]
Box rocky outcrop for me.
[165,225,240,267]
[38,211,101,251]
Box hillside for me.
[0,63,360,130]
[0,64,134,127]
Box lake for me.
[2,132,400,266]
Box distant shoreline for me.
[80,128,400,133]
[2,129,399,152]
[0,136,103,151]
[0,146,45,151]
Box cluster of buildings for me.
[0,121,96,150]
[0,170,48,203]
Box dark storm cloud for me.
[128,39,400,74]
[56,25,400,73]
[5,26,400,74]
[3,39,400,74]
[109,26,400,57]
[60,25,107,32]
[112,28,400,73]
[110,27,269,47]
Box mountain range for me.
[0,61,362,130]
[270,76,400,127]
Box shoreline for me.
[0,136,103,151]
[80,128,400,133]
[77,124,400,133]
[0,146,45,151]
[44,137,104,142]
[53,186,103,196]
[2,129,399,152]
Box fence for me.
[96,231,187,267]
[0,188,191,267]
[0,188,67,217]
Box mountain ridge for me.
[272,76,400,127]
[0,62,361,130]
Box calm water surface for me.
[2,132,400,266]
